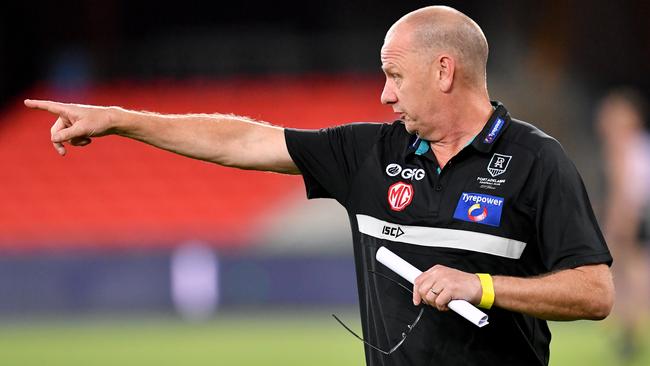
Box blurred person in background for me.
[24,6,614,366]
[596,88,650,363]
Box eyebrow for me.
[381,64,398,73]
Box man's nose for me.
[381,81,397,105]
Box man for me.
[596,88,649,362]
[26,6,613,366]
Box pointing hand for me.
[24,99,116,156]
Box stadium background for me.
[1,1,649,365]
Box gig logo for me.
[385,163,426,181]
[387,182,414,211]
[386,163,402,176]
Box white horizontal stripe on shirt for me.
[356,214,526,259]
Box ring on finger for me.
[429,287,439,295]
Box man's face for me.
[380,26,437,137]
[596,98,642,143]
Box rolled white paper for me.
[376,246,489,328]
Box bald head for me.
[386,6,489,87]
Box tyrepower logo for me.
[385,163,425,181]
[452,192,504,227]
[467,203,488,222]
[387,182,414,211]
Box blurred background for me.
[1,0,649,365]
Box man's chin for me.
[402,122,417,135]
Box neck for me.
[428,94,493,168]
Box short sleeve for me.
[284,123,383,205]
[534,140,613,271]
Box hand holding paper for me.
[376,246,489,327]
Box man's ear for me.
[436,55,455,93]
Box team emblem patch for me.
[453,192,504,227]
[387,182,413,211]
[487,153,511,177]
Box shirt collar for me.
[402,101,510,159]
[403,134,436,162]
[470,101,511,153]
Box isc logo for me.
[387,182,413,211]
[382,225,405,238]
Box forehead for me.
[380,25,418,67]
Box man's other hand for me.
[413,265,483,311]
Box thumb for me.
[71,137,93,146]
[413,285,421,305]
[52,124,85,143]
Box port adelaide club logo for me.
[487,153,511,177]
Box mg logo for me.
[387,182,414,211]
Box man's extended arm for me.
[24,99,299,174]
[412,263,614,321]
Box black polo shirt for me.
[284,102,612,366]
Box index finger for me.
[24,99,69,115]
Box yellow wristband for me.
[476,273,495,309]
